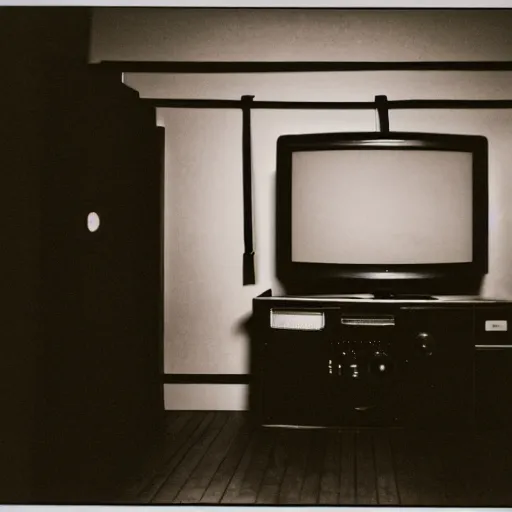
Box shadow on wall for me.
[233,311,253,337]
[232,310,263,421]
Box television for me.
[275,131,488,291]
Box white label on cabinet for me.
[270,310,325,331]
[485,320,508,331]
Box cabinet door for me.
[475,348,512,430]
[259,308,337,426]
[262,331,331,425]
[79,76,164,487]
[36,69,164,501]
[474,307,512,431]
[398,307,475,430]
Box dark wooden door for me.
[35,68,164,502]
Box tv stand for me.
[251,289,512,431]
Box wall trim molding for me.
[164,373,251,384]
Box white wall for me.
[90,8,512,410]
[89,8,512,63]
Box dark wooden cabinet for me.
[33,68,165,502]
[252,290,512,432]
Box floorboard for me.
[232,428,274,504]
[142,412,212,502]
[152,412,226,503]
[339,431,357,504]
[373,430,399,505]
[391,430,448,506]
[355,431,378,505]
[277,429,311,504]
[299,430,325,504]
[174,412,244,503]
[256,430,287,504]
[318,430,341,505]
[389,429,421,505]
[112,412,512,507]
[199,416,255,503]
[220,427,260,503]
[114,411,196,502]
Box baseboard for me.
[164,373,250,385]
[163,383,247,411]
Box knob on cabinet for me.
[368,351,393,377]
[416,332,435,356]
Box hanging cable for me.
[241,95,256,285]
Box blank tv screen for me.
[291,149,473,265]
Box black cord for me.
[242,95,256,285]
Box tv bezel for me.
[276,131,489,284]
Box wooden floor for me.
[116,411,512,506]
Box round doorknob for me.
[87,212,100,232]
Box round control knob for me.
[416,332,435,356]
[368,351,393,377]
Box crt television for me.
[275,131,488,286]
